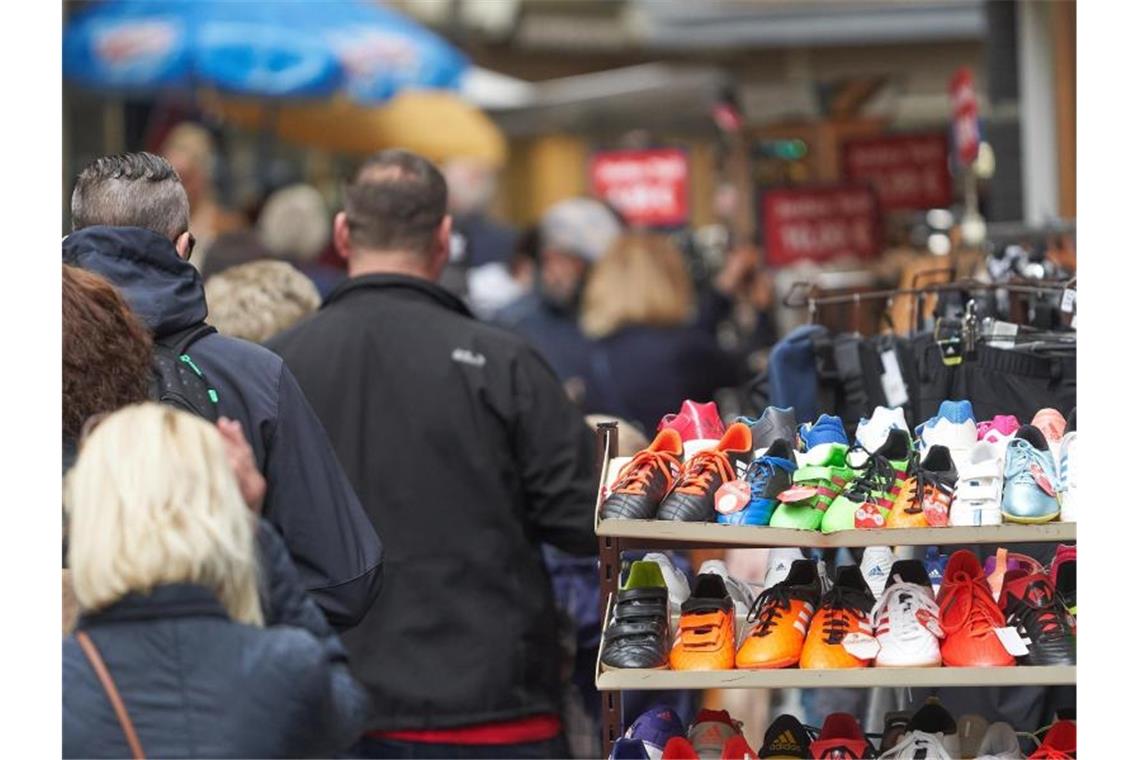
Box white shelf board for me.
[596,665,1075,691]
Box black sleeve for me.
[511,347,599,556]
[256,519,335,636]
[695,287,734,336]
[262,365,384,629]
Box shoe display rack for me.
[590,422,1077,756]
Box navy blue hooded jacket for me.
[62,226,383,628]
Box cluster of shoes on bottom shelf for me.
[600,399,1076,530]
[600,546,1075,671]
[610,700,1076,759]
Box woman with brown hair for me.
[579,233,740,434]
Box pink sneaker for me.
[659,400,726,458]
[976,415,1019,444]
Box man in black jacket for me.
[63,153,383,628]
[269,150,598,758]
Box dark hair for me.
[342,149,448,256]
[71,152,190,241]
[62,265,154,441]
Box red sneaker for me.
[1028,719,1075,759]
[659,400,726,451]
[809,713,873,759]
[936,550,1015,667]
[662,736,701,760]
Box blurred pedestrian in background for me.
[158,122,246,272]
[257,182,345,298]
[205,259,321,344]
[579,232,743,435]
[495,197,622,404]
[270,149,597,759]
[63,152,383,628]
[63,404,369,759]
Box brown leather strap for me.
[75,631,145,760]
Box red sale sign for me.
[589,148,689,227]
[761,185,881,267]
[842,133,952,211]
[950,67,980,167]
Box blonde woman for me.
[579,233,740,434]
[63,404,367,759]
[204,259,321,344]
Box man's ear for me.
[333,211,353,262]
[174,231,193,260]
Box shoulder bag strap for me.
[75,631,145,760]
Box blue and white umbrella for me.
[63,0,469,102]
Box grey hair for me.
[71,152,191,241]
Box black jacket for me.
[268,274,598,730]
[63,583,369,758]
[62,226,383,628]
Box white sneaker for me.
[853,406,908,466]
[975,722,1024,759]
[951,441,1004,527]
[917,400,977,469]
[762,548,805,591]
[697,560,755,617]
[860,546,896,600]
[878,730,956,760]
[1059,431,1077,522]
[642,552,691,616]
[872,577,942,668]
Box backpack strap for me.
[155,323,217,356]
[75,631,145,760]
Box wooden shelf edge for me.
[596,665,1076,691]
[594,519,1076,548]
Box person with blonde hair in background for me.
[205,259,321,344]
[62,403,368,759]
[579,232,741,435]
[257,182,345,297]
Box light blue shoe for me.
[1001,427,1060,523]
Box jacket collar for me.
[323,273,473,318]
[62,225,208,338]
[76,584,230,628]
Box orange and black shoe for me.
[936,550,1015,667]
[602,429,684,520]
[886,445,957,529]
[736,559,821,669]
[670,573,736,670]
[658,423,752,522]
[800,566,876,670]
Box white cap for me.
[539,198,621,263]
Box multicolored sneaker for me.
[917,400,977,470]
[951,441,1004,527]
[1050,544,1076,616]
[687,710,746,760]
[602,429,684,520]
[1058,431,1076,522]
[659,399,726,460]
[936,550,1014,667]
[1001,426,1060,524]
[736,560,821,669]
[658,424,752,522]
[770,444,854,531]
[800,565,876,669]
[999,570,1076,666]
[623,705,686,760]
[854,406,909,465]
[670,574,736,670]
[887,445,957,529]
[716,439,797,526]
[820,429,912,533]
[757,714,812,759]
[809,713,875,760]
[797,414,847,462]
[738,406,797,456]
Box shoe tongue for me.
[765,438,795,461]
[1006,571,1056,606]
[908,702,957,736]
[1014,424,1049,451]
[885,560,933,591]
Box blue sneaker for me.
[610,738,650,759]
[924,547,947,594]
[798,414,848,464]
[715,439,797,526]
[916,400,977,465]
[1002,425,1061,523]
[623,705,685,758]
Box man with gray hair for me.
[62,151,383,630]
[495,197,623,401]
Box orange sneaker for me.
[601,429,684,520]
[800,566,876,669]
[886,445,957,529]
[936,550,1015,667]
[736,560,821,669]
[658,423,753,523]
[670,573,736,670]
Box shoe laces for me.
[939,572,1005,638]
[745,583,810,636]
[611,449,679,495]
[741,457,784,499]
[818,585,873,644]
[673,450,735,496]
[871,582,940,642]
[1005,440,1055,489]
[843,446,899,500]
[1008,579,1074,648]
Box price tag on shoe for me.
[1061,288,1076,314]
[994,626,1030,657]
[842,632,880,660]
